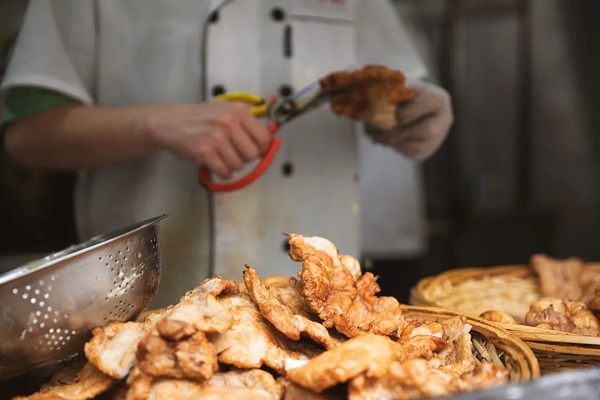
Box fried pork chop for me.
[527,254,600,335]
[84,320,150,380]
[348,359,461,400]
[525,297,600,336]
[207,369,283,399]
[243,266,340,350]
[125,377,274,400]
[398,319,445,360]
[347,315,484,400]
[135,331,217,380]
[347,357,508,400]
[13,363,114,400]
[531,254,585,300]
[530,254,600,303]
[479,310,517,325]
[125,368,283,400]
[320,65,417,130]
[157,276,240,339]
[84,277,238,379]
[431,316,476,376]
[211,290,322,374]
[288,234,406,338]
[285,334,404,393]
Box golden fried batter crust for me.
[124,377,274,400]
[525,297,600,336]
[211,292,321,374]
[320,65,417,130]
[289,234,405,338]
[461,362,510,392]
[347,358,508,400]
[285,334,403,393]
[13,363,114,400]
[244,266,340,349]
[135,331,217,380]
[432,316,476,376]
[207,369,283,399]
[84,321,148,380]
[84,278,238,380]
[159,277,240,339]
[399,319,445,360]
[479,310,517,325]
[531,254,585,300]
[124,368,282,400]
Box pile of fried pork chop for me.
[16,234,509,400]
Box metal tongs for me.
[199,81,348,193]
[269,81,343,129]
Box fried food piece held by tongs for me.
[269,65,416,132]
[319,64,417,130]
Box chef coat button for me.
[282,161,294,177]
[211,85,226,97]
[282,239,291,253]
[209,11,219,23]
[278,85,294,97]
[271,7,286,22]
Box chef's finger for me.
[218,140,245,173]
[205,155,231,180]
[394,119,446,161]
[396,85,449,126]
[239,112,272,152]
[229,125,263,161]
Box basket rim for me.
[523,340,600,356]
[500,323,600,347]
[419,265,535,300]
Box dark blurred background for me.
[1,0,599,303]
[0,0,78,270]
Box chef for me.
[1,0,453,307]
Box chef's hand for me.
[145,102,272,179]
[367,80,453,161]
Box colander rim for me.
[0,214,167,286]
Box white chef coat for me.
[1,0,427,307]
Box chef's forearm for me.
[3,104,158,170]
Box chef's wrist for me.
[131,105,168,152]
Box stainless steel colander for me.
[0,215,165,380]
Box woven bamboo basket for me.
[401,305,540,382]
[410,265,600,374]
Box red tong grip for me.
[199,122,280,192]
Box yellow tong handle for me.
[214,92,269,116]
